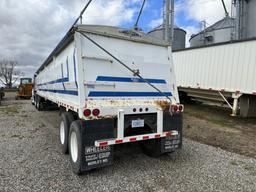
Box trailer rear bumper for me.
[77,110,182,172]
[94,107,182,147]
[95,130,179,147]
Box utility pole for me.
[164,0,174,45]
[165,0,170,43]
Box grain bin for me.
[147,25,186,50]
[189,16,235,47]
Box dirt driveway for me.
[183,103,256,158]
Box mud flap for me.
[161,133,182,153]
[80,119,115,171]
[162,112,183,153]
[81,146,113,171]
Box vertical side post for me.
[157,110,163,134]
[75,33,86,118]
[117,110,124,139]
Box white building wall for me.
[173,39,256,95]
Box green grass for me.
[230,160,256,175]
[230,160,239,166]
[3,88,18,92]
[184,103,256,127]
[0,105,20,114]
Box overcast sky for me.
[0,0,231,77]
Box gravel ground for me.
[0,93,256,192]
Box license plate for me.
[131,119,144,128]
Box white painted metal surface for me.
[35,25,179,120]
[95,130,178,147]
[60,121,65,145]
[70,131,78,163]
[173,39,256,95]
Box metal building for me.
[147,25,186,50]
[189,16,235,47]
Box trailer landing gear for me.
[231,93,242,117]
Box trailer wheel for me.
[141,138,163,158]
[35,96,44,111]
[35,96,39,109]
[59,112,74,154]
[68,120,83,175]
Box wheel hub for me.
[70,131,78,162]
[60,121,65,145]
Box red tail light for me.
[172,105,178,112]
[83,109,91,117]
[171,104,184,113]
[92,109,100,116]
[178,105,184,112]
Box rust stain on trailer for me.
[97,115,117,119]
[85,115,117,120]
[154,100,170,112]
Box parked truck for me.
[16,78,33,99]
[34,25,183,174]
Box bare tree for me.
[0,59,21,88]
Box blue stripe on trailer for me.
[39,89,78,96]
[88,91,172,97]
[96,76,167,84]
[37,55,71,87]
[37,77,69,87]
[38,72,166,87]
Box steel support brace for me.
[218,91,233,109]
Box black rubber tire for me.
[68,120,83,175]
[59,112,74,154]
[36,96,44,111]
[35,96,39,109]
[140,138,163,158]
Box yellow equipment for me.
[16,78,33,99]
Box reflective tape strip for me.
[143,136,149,140]
[99,141,108,147]
[129,138,137,142]
[95,131,179,147]
[115,140,123,144]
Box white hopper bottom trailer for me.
[34,25,183,174]
[173,39,256,117]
